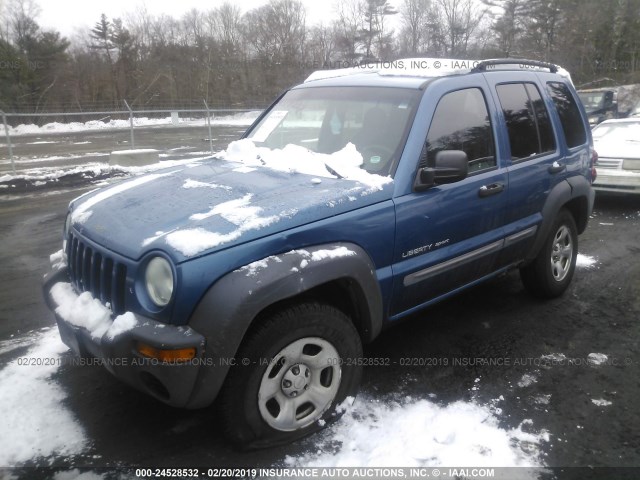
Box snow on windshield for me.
[220,139,392,191]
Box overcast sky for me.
[35,0,396,37]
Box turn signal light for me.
[137,342,196,362]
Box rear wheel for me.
[219,302,362,448]
[520,208,578,298]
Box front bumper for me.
[593,170,640,194]
[43,266,208,408]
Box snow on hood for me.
[69,142,393,261]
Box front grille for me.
[66,233,127,315]
[596,158,624,169]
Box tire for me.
[520,208,578,298]
[218,302,363,449]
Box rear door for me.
[484,73,569,265]
[390,77,508,318]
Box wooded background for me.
[1,0,639,113]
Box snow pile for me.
[53,470,105,480]
[165,194,293,256]
[591,398,612,407]
[285,395,548,468]
[50,282,138,340]
[577,254,597,268]
[212,110,262,126]
[7,111,262,136]
[50,248,68,271]
[0,153,110,168]
[105,313,138,340]
[0,328,87,465]
[587,353,608,366]
[0,157,209,185]
[220,139,392,191]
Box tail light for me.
[590,148,598,183]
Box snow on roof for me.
[306,58,572,84]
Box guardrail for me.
[0,101,260,175]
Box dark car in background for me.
[578,84,640,127]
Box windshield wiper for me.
[324,163,344,179]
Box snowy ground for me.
[0,241,622,477]
[0,328,551,475]
[5,111,262,137]
[1,125,639,477]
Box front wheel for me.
[520,208,578,298]
[219,303,363,448]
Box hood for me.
[594,138,640,159]
[69,159,393,263]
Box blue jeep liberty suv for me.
[43,59,596,447]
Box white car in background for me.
[592,118,640,194]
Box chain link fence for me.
[0,101,265,174]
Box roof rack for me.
[305,58,570,84]
[472,58,558,73]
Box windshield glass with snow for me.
[246,86,421,176]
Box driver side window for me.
[424,88,496,174]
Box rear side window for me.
[547,82,587,148]
[496,83,556,160]
[425,88,496,173]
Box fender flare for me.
[184,242,383,408]
[526,176,594,262]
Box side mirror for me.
[416,150,469,190]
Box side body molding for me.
[184,242,383,408]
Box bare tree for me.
[482,0,527,56]
[243,0,306,63]
[6,0,40,46]
[398,0,440,55]
[307,23,337,66]
[436,0,487,56]
[207,2,243,57]
[333,0,365,62]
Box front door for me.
[391,83,508,317]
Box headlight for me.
[145,257,174,307]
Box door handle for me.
[478,182,505,198]
[548,162,566,174]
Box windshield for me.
[246,86,422,176]
[578,92,605,113]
